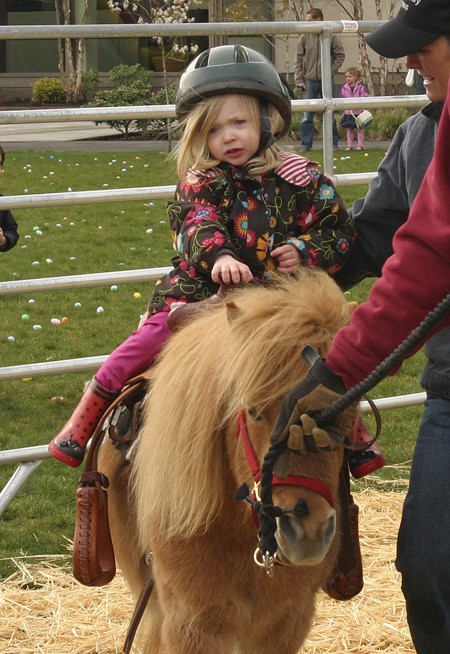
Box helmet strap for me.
[259,100,275,153]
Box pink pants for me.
[96,311,171,393]
[346,127,365,149]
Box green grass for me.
[0,147,424,579]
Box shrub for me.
[77,68,100,103]
[368,107,415,139]
[138,83,179,140]
[0,87,13,106]
[89,66,154,138]
[109,63,153,88]
[31,77,66,104]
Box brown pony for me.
[99,270,356,654]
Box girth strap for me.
[123,564,155,654]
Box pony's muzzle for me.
[275,506,336,566]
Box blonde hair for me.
[174,94,289,178]
[345,67,361,79]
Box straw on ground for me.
[0,488,414,653]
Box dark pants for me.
[396,393,450,653]
[300,78,339,148]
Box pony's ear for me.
[346,301,358,321]
[226,300,244,323]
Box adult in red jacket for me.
[272,2,450,652]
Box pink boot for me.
[48,379,117,468]
[347,418,386,479]
[346,128,354,150]
[356,128,365,150]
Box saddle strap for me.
[123,565,155,654]
[73,372,153,587]
[322,463,364,601]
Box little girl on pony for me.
[49,45,383,478]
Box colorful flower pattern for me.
[149,155,355,313]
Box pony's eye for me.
[248,407,263,422]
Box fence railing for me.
[0,20,427,514]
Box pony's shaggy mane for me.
[133,270,354,544]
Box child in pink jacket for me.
[340,68,369,150]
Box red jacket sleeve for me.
[327,79,450,388]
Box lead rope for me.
[258,291,450,560]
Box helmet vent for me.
[234,45,249,63]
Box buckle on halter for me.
[252,480,262,502]
[253,547,276,577]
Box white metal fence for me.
[0,20,428,514]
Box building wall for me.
[0,0,404,101]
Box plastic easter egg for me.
[133,292,142,300]
[110,285,118,292]
[50,318,61,326]
[22,314,30,322]
[32,324,42,331]
[61,316,69,325]
[96,306,104,314]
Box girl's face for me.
[207,94,260,167]
[345,72,357,86]
[406,36,450,102]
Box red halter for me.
[237,411,335,514]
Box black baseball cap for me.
[365,0,450,58]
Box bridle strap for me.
[238,411,262,481]
[237,411,334,508]
[271,475,334,508]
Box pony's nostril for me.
[279,514,299,542]
[324,513,336,544]
[294,497,309,516]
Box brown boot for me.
[347,417,386,479]
[48,379,117,468]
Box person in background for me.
[0,148,19,253]
[48,45,355,469]
[340,67,369,150]
[273,1,450,651]
[294,7,345,151]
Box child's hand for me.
[0,228,6,247]
[211,254,254,285]
[271,244,301,273]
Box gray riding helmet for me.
[176,45,292,146]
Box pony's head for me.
[133,270,356,557]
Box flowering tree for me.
[107,0,198,148]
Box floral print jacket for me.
[148,153,354,314]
